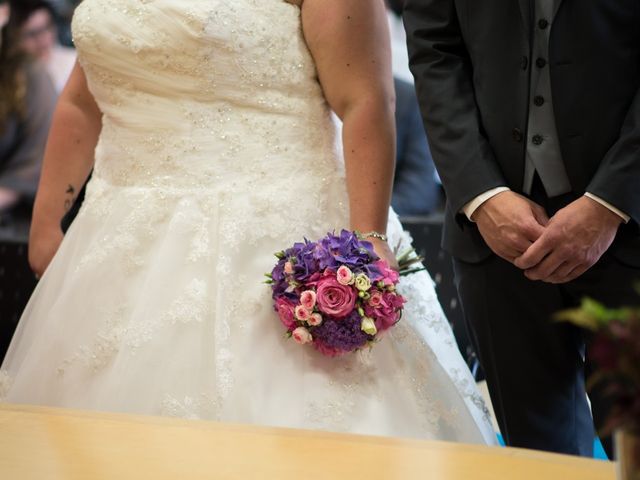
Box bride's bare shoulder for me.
[284,0,303,6]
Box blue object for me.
[593,438,609,460]
[495,433,609,461]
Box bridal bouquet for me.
[266,230,409,357]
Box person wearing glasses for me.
[11,0,75,92]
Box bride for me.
[1,0,496,444]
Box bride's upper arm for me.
[299,0,393,120]
[60,61,101,119]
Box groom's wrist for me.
[462,187,511,222]
[583,193,629,224]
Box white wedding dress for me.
[0,0,496,444]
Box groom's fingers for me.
[524,248,566,281]
[521,220,546,243]
[504,234,533,255]
[558,263,591,284]
[530,202,550,228]
[495,249,520,264]
[546,262,581,284]
[514,232,554,270]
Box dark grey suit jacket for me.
[404,0,640,264]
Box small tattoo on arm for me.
[64,184,77,212]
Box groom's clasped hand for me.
[473,192,623,284]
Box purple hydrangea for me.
[270,230,381,298]
[318,230,379,273]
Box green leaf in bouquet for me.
[396,247,418,264]
[399,267,427,277]
[395,247,426,276]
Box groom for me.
[404,0,640,457]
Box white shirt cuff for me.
[461,187,511,221]
[584,193,630,223]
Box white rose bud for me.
[361,317,378,336]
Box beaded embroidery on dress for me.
[0,0,496,444]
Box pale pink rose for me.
[316,275,357,318]
[292,326,313,345]
[308,313,323,326]
[275,297,296,330]
[284,261,294,275]
[295,304,312,321]
[336,266,354,286]
[368,290,383,307]
[300,290,317,311]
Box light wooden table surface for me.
[0,404,614,480]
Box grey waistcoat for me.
[523,0,572,196]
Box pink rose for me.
[295,304,312,321]
[300,290,317,311]
[336,266,354,286]
[284,261,294,275]
[292,326,313,345]
[315,275,357,318]
[276,297,297,330]
[308,313,323,326]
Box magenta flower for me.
[275,297,297,330]
[374,260,400,285]
[365,291,405,331]
[316,274,357,318]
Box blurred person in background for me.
[386,0,412,84]
[46,0,80,47]
[11,0,75,92]
[386,0,441,216]
[0,0,55,230]
[392,77,441,216]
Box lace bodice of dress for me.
[72,0,340,190]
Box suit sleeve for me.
[587,86,640,224]
[403,0,506,218]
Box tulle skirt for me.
[1,176,496,444]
